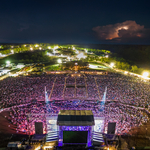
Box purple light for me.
[60,126,91,131]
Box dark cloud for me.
[92,20,150,43]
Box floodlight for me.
[75,50,79,54]
[6,60,10,65]
[84,49,87,53]
[67,57,71,61]
[11,50,14,54]
[142,71,149,78]
[54,46,58,49]
[110,62,115,68]
[57,59,62,63]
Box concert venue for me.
[0,69,150,149]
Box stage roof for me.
[57,110,95,126]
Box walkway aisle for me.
[94,77,101,100]
[84,76,88,98]
[75,77,77,98]
[62,77,67,98]
[49,77,57,99]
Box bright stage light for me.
[39,47,42,50]
[34,146,41,150]
[43,146,53,149]
[30,47,33,50]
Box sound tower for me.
[107,122,116,134]
[35,122,43,134]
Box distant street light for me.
[84,49,88,53]
[48,46,51,49]
[54,46,58,50]
[110,62,115,68]
[35,44,39,47]
[57,59,62,64]
[67,56,71,61]
[142,71,149,79]
[6,60,11,67]
[11,50,14,54]
[124,71,128,74]
[6,60,10,65]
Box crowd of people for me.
[0,75,56,108]
[0,72,150,135]
[96,73,150,108]
[7,99,149,135]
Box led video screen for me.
[63,131,88,143]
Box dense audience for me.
[8,100,149,135]
[0,72,150,135]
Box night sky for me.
[0,0,150,44]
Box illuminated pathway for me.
[84,76,88,98]
[62,77,67,98]
[49,77,57,99]
[75,76,77,98]
[0,74,10,80]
